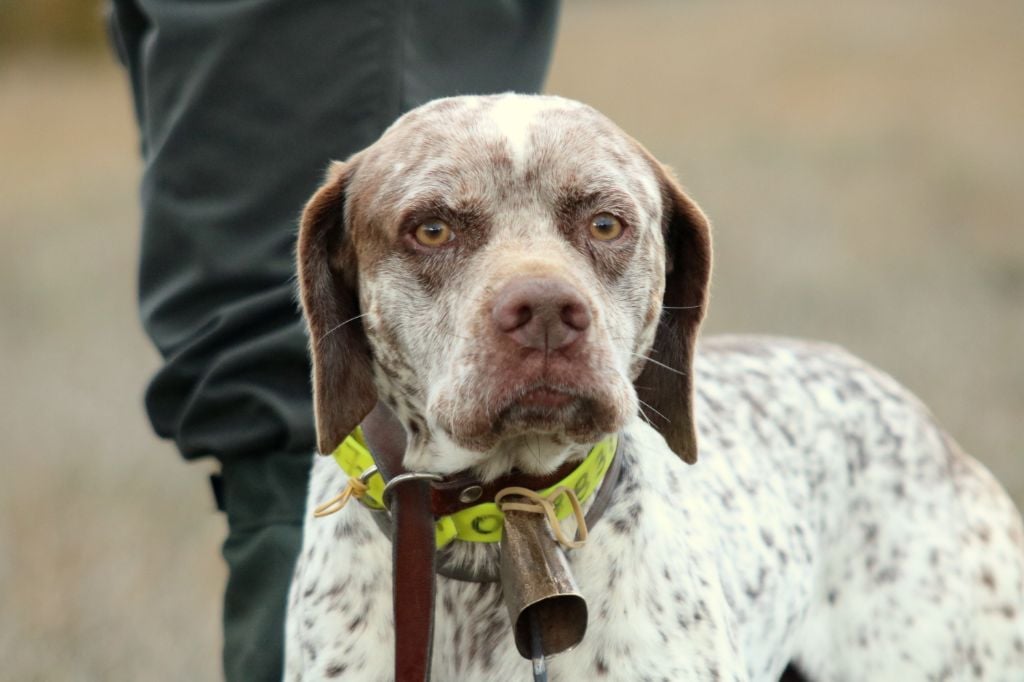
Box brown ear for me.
[635,163,712,464]
[297,161,377,454]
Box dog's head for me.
[298,95,711,478]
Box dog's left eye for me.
[413,220,455,247]
[589,213,624,242]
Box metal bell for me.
[499,505,588,659]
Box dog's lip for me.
[493,382,590,417]
[514,386,575,409]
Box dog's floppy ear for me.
[297,160,377,455]
[635,162,712,464]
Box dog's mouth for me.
[509,385,576,411]
[492,381,593,426]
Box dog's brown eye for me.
[413,220,454,247]
[589,213,624,241]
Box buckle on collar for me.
[381,471,443,509]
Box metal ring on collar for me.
[381,471,443,510]
[358,465,379,485]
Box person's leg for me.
[108,1,559,679]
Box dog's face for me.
[299,95,710,478]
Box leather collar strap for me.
[361,403,435,682]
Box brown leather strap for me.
[389,478,436,681]
[361,402,408,476]
[362,403,434,682]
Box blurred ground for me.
[1,1,1021,680]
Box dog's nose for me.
[491,278,591,351]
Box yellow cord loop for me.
[495,485,589,550]
[313,477,369,518]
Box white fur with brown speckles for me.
[285,95,1024,681]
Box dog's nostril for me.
[561,302,591,332]
[495,302,534,333]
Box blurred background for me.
[1,0,1021,679]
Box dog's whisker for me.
[639,412,656,429]
[632,352,688,377]
[636,398,669,423]
[662,304,702,310]
[318,313,369,344]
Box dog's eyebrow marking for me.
[487,97,554,169]
[398,194,489,228]
[554,187,639,225]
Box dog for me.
[284,94,1024,681]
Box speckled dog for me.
[285,94,1024,681]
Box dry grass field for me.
[2,1,1021,679]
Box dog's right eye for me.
[589,213,624,242]
[413,220,455,247]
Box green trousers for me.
[107,2,558,678]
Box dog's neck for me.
[405,426,597,483]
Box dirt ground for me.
[1,1,1021,679]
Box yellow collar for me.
[331,430,618,548]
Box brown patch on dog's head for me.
[297,160,377,454]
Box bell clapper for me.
[529,609,548,682]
